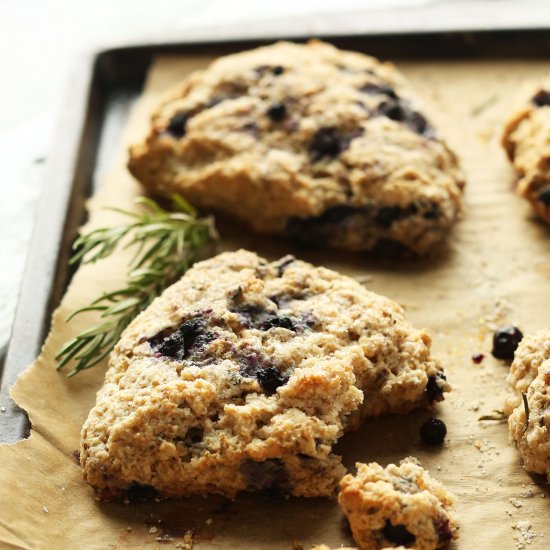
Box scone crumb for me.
[149,526,158,534]
[339,459,458,550]
[509,498,523,508]
[512,519,537,549]
[42,506,49,513]
[174,530,194,549]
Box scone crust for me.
[502,83,550,223]
[128,40,464,255]
[505,326,550,478]
[80,250,448,499]
[338,459,458,550]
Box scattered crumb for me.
[468,400,482,411]
[149,526,158,534]
[355,274,373,285]
[205,518,213,525]
[42,506,49,513]
[126,527,132,532]
[512,519,537,548]
[0,407,6,413]
[509,497,523,508]
[174,530,194,549]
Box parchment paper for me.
[1,51,550,550]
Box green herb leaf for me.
[56,195,217,376]
[478,410,507,422]
[522,393,530,434]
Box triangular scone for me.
[502,82,550,224]
[81,250,449,499]
[128,41,464,255]
[505,326,550,480]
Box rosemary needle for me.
[522,393,530,434]
[56,195,217,376]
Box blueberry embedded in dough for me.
[531,88,550,107]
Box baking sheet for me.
[1,50,550,549]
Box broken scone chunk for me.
[505,326,550,480]
[128,40,464,255]
[502,82,550,224]
[338,459,459,549]
[80,250,448,500]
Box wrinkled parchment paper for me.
[1,52,550,550]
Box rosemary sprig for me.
[471,93,498,117]
[522,393,530,434]
[478,410,507,422]
[56,195,217,376]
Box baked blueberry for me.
[266,102,287,122]
[310,127,346,160]
[382,521,416,546]
[532,89,550,107]
[420,417,447,445]
[166,112,189,138]
[538,189,550,206]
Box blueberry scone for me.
[80,250,449,499]
[502,83,550,223]
[505,326,550,480]
[128,41,464,255]
[338,459,459,550]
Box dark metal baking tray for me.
[2,25,550,443]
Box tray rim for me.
[2,25,550,443]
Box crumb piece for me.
[509,498,523,508]
[513,519,537,549]
[126,527,132,532]
[205,518,213,525]
[42,506,49,513]
[149,526,158,534]
[0,407,6,413]
[174,530,194,549]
